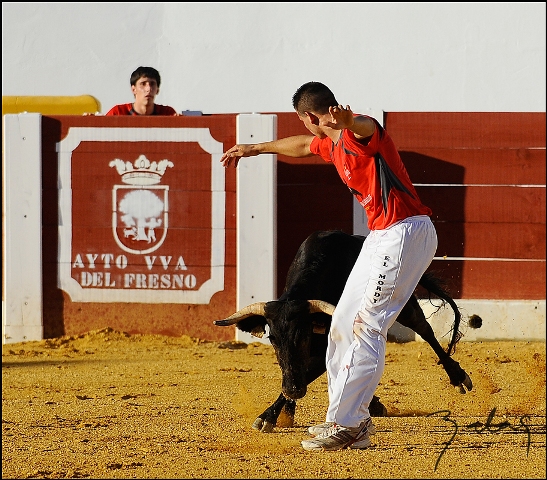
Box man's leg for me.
[326,216,437,426]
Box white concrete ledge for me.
[389,299,546,343]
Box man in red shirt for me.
[220,81,439,451]
[105,66,177,116]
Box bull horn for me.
[213,302,267,326]
[308,300,336,316]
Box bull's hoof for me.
[454,373,473,394]
[369,396,388,417]
[252,418,275,433]
[276,410,295,428]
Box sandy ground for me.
[2,327,546,479]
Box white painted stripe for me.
[433,257,545,262]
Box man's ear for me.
[306,112,319,125]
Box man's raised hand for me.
[321,104,355,130]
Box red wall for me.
[273,112,546,300]
[42,115,238,340]
[40,112,545,341]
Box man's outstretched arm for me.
[220,135,315,168]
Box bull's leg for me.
[278,399,297,427]
[397,296,472,392]
[303,360,387,418]
[370,395,388,416]
[256,353,389,434]
[252,393,287,433]
[255,386,387,434]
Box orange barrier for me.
[2,95,101,115]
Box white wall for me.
[2,2,545,114]
[2,114,43,343]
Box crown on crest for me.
[109,154,174,186]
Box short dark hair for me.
[130,66,162,87]
[292,81,339,115]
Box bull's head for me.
[214,299,335,399]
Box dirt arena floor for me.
[2,327,545,479]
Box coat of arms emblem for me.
[109,154,174,254]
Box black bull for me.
[214,230,472,433]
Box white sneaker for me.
[308,422,334,437]
[301,421,373,451]
[308,418,376,437]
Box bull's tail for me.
[418,271,462,356]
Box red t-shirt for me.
[310,115,432,231]
[105,103,177,116]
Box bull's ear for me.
[311,319,328,335]
[250,326,266,338]
[236,316,267,337]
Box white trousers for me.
[325,215,438,427]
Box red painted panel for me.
[427,259,545,300]
[434,221,545,259]
[39,112,545,340]
[385,112,546,149]
[41,115,238,341]
[416,186,546,224]
[277,182,354,295]
[402,148,545,185]
[57,287,237,340]
[276,179,354,263]
[275,111,545,302]
[274,111,311,139]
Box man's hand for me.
[320,104,355,130]
[220,144,256,168]
[322,106,375,139]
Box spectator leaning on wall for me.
[105,66,178,116]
